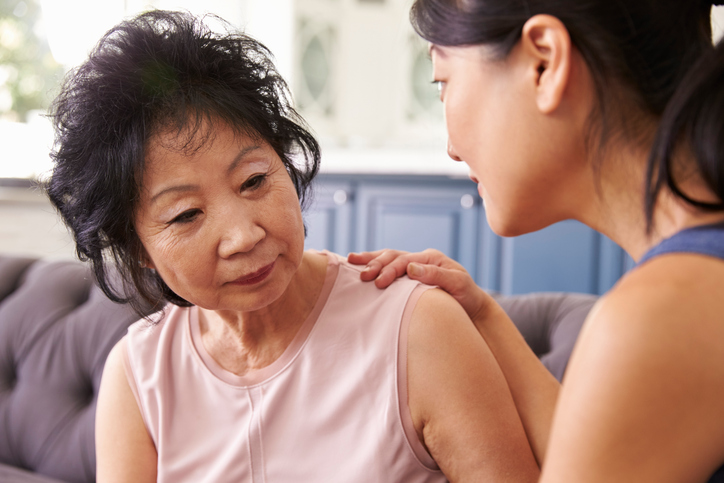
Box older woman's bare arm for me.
[96,338,157,483]
[352,249,560,464]
[407,288,540,482]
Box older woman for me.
[45,10,537,483]
[352,1,724,482]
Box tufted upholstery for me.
[0,254,596,483]
[494,292,598,381]
[0,257,143,483]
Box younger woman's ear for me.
[520,14,572,114]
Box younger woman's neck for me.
[583,141,724,262]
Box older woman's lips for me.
[229,262,275,286]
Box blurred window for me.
[1,0,62,179]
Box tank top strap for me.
[638,221,724,265]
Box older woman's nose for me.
[217,214,265,258]
[447,140,463,162]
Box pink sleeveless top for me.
[123,251,448,482]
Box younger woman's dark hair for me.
[411,0,724,226]
[45,10,320,316]
[646,38,724,226]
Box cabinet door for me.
[307,174,631,296]
[354,180,480,278]
[481,219,630,295]
[304,179,353,254]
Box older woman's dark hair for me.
[411,0,724,227]
[46,10,320,315]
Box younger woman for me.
[352,1,724,481]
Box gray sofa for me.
[0,254,596,483]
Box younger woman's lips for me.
[229,262,275,286]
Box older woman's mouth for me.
[228,262,275,286]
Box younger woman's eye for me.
[432,80,446,99]
[241,173,268,191]
[169,209,200,225]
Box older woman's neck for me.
[197,251,328,377]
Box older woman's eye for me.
[169,209,200,225]
[241,174,268,191]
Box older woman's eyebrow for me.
[150,184,199,205]
[149,145,264,205]
[227,144,262,175]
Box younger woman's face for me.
[431,43,590,236]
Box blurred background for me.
[2,1,723,179]
[1,1,723,294]
[0,0,451,180]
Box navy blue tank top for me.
[638,221,724,265]
[638,221,724,483]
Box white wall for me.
[0,188,75,260]
[713,5,724,43]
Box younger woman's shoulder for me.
[606,252,724,321]
[549,253,724,482]
[581,252,724,370]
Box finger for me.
[347,250,385,265]
[357,249,409,281]
[374,248,458,272]
[405,263,482,314]
[371,249,455,286]
[374,259,413,288]
[353,248,463,286]
[366,250,450,286]
[349,251,390,281]
[405,263,466,294]
[418,248,466,271]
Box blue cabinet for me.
[303,179,353,255]
[304,173,631,295]
[354,178,480,280]
[482,220,631,295]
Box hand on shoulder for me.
[348,249,494,323]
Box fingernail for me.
[408,263,424,277]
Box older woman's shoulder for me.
[125,303,193,366]
[127,304,189,333]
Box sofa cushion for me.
[0,462,69,483]
[0,255,596,482]
[0,257,141,483]
[496,292,597,381]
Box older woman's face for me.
[134,121,306,313]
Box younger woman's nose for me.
[447,140,462,162]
